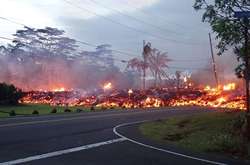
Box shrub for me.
[90,106,95,111]
[101,107,107,111]
[51,108,57,113]
[231,114,246,136]
[210,133,242,154]
[9,110,16,116]
[76,109,83,113]
[64,108,71,113]
[0,83,23,105]
[32,110,39,115]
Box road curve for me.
[0,107,247,165]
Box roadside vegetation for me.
[140,112,250,159]
[0,104,90,118]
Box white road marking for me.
[0,138,126,165]
[113,121,228,165]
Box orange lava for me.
[19,83,246,110]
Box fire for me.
[223,83,236,91]
[19,82,246,111]
[103,82,112,90]
[128,89,133,95]
[52,87,66,92]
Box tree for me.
[127,58,147,89]
[79,44,114,68]
[11,27,78,59]
[0,83,22,105]
[5,27,79,90]
[147,48,171,87]
[193,0,250,139]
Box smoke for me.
[0,48,137,92]
[191,53,241,86]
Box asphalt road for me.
[0,107,247,165]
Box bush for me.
[64,108,71,113]
[231,114,246,136]
[9,110,16,116]
[90,106,95,111]
[32,110,39,115]
[51,108,57,113]
[101,107,107,111]
[0,83,23,105]
[76,109,83,113]
[210,133,242,154]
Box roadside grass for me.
[0,104,91,118]
[140,111,250,159]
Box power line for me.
[0,36,13,41]
[87,0,182,36]
[0,34,207,63]
[0,35,211,71]
[0,16,141,58]
[0,17,26,27]
[123,1,208,31]
[168,66,211,71]
[62,0,204,46]
[0,17,208,63]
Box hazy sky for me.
[0,0,236,75]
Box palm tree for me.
[147,49,171,87]
[127,58,148,89]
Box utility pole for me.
[143,40,146,90]
[244,17,250,113]
[209,33,219,87]
[142,40,151,91]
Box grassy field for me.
[140,111,250,159]
[0,104,90,118]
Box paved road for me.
[0,107,247,165]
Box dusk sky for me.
[0,0,237,75]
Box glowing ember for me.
[128,89,133,95]
[103,82,112,90]
[52,87,66,92]
[223,83,236,91]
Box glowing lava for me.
[52,87,66,92]
[19,82,246,110]
[103,82,112,90]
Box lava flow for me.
[19,82,246,110]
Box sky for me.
[0,0,237,77]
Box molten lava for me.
[19,82,246,110]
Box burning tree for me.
[194,0,250,140]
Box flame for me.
[128,89,133,95]
[52,87,66,92]
[223,83,236,91]
[103,82,112,90]
[19,82,246,111]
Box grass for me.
[140,111,250,159]
[0,104,91,118]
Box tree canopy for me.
[194,0,250,77]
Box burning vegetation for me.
[19,82,245,110]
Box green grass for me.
[0,104,91,118]
[140,112,250,159]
